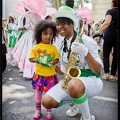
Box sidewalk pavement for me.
[2,65,80,120]
[2,64,118,120]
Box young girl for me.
[29,20,60,120]
[6,14,18,66]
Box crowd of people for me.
[2,0,118,120]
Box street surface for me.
[2,65,118,120]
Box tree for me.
[80,0,84,7]
[51,0,62,10]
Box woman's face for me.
[95,24,99,28]
[41,28,53,44]
[9,16,13,22]
[56,19,74,39]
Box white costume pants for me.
[46,76,103,102]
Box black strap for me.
[88,25,91,37]
[63,30,77,59]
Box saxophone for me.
[61,18,87,91]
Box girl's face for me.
[56,19,74,39]
[41,28,53,44]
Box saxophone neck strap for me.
[63,30,77,59]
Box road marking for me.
[93,96,118,102]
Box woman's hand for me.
[71,42,88,57]
[94,30,100,35]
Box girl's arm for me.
[29,58,37,63]
[50,59,59,65]
[55,65,64,75]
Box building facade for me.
[3,0,111,23]
[2,0,20,20]
[92,0,111,22]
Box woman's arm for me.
[85,52,101,74]
[4,29,8,46]
[95,15,112,34]
[71,40,101,74]
[84,28,88,35]
[18,27,27,31]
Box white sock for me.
[78,99,90,116]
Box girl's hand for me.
[50,59,59,66]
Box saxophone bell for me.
[67,66,81,78]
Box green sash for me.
[81,69,101,78]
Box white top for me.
[53,34,64,54]
[7,22,15,29]
[17,13,26,28]
[24,11,41,30]
[54,34,102,73]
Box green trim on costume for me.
[72,92,88,104]
[8,29,22,48]
[77,33,84,44]
[8,29,13,34]
[57,100,73,108]
[81,69,101,78]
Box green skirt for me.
[8,29,25,48]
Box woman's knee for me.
[68,78,85,98]
[42,94,59,109]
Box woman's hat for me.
[9,14,15,18]
[24,4,36,13]
[52,6,78,29]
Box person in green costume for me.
[42,6,103,120]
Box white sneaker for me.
[80,115,95,120]
[66,103,79,116]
